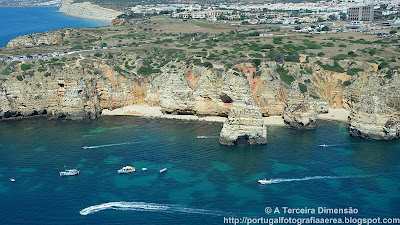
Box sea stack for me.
[219,103,267,146]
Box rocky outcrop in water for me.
[58,0,123,22]
[219,103,267,146]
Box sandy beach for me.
[102,105,351,125]
[317,108,350,122]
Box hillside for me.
[71,0,318,10]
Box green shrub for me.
[343,80,351,86]
[317,60,345,73]
[0,70,10,75]
[273,37,283,44]
[310,94,320,99]
[16,75,24,81]
[378,62,389,70]
[250,53,263,58]
[330,54,347,60]
[203,62,213,68]
[346,68,363,76]
[137,66,161,77]
[38,67,47,72]
[21,64,32,71]
[318,52,325,57]
[44,72,51,77]
[94,52,102,57]
[298,83,307,93]
[70,45,83,50]
[304,79,311,83]
[277,67,294,85]
[304,42,322,49]
[252,59,261,67]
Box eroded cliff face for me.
[147,63,234,116]
[1,50,399,141]
[58,0,123,21]
[0,54,146,120]
[345,71,400,140]
[283,82,325,130]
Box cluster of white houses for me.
[171,10,233,20]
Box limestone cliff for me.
[2,44,399,141]
[283,82,328,129]
[0,53,146,120]
[58,0,123,22]
[346,71,400,140]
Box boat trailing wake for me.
[197,136,219,139]
[80,201,228,216]
[83,141,147,149]
[267,175,374,184]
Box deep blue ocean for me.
[0,7,108,47]
[0,116,399,224]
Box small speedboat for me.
[159,168,167,173]
[10,178,15,182]
[258,178,272,184]
[319,144,329,147]
[60,169,80,176]
[142,168,147,171]
[197,136,206,139]
[118,166,136,174]
[82,146,89,149]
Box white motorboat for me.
[10,178,15,182]
[118,166,136,174]
[142,168,147,171]
[258,178,273,184]
[159,168,167,173]
[59,169,80,176]
[319,144,329,147]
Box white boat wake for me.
[80,201,228,216]
[83,141,147,149]
[265,174,374,184]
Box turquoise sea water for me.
[0,117,399,224]
[0,7,108,47]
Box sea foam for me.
[80,201,228,216]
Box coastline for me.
[102,105,351,125]
[57,10,113,23]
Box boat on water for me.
[59,169,80,176]
[319,144,329,147]
[118,166,136,174]
[159,168,167,173]
[10,178,15,182]
[82,146,89,149]
[197,136,206,139]
[258,178,273,184]
[142,168,147,171]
